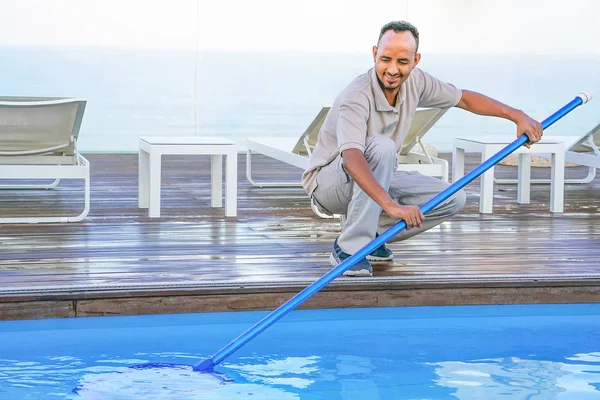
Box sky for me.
[1,0,599,55]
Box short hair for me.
[377,21,420,52]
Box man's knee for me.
[365,136,397,164]
[449,189,467,215]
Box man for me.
[301,20,543,277]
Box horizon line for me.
[0,44,599,58]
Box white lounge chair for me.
[246,106,450,188]
[495,121,600,185]
[0,96,90,223]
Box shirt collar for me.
[370,67,405,113]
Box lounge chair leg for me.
[245,149,303,188]
[245,149,259,187]
[580,167,597,183]
[0,174,90,224]
[0,179,61,190]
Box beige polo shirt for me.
[301,67,462,196]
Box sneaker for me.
[366,235,394,262]
[329,237,373,277]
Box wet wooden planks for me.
[1,153,599,320]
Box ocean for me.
[1,46,598,153]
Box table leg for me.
[148,152,162,218]
[225,150,238,217]
[138,149,149,208]
[480,147,495,214]
[211,155,223,208]
[452,145,465,182]
[517,153,531,204]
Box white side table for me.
[452,136,565,214]
[138,136,238,217]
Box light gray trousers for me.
[311,136,467,254]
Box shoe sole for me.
[366,254,394,262]
[328,254,373,277]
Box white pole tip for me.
[577,90,593,104]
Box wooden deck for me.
[1,153,600,320]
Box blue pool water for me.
[1,304,599,399]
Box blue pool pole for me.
[194,91,593,372]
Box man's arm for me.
[341,148,424,228]
[455,89,543,148]
[336,95,423,228]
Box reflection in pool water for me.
[431,353,600,399]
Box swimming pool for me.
[1,303,599,399]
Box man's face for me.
[372,30,421,93]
